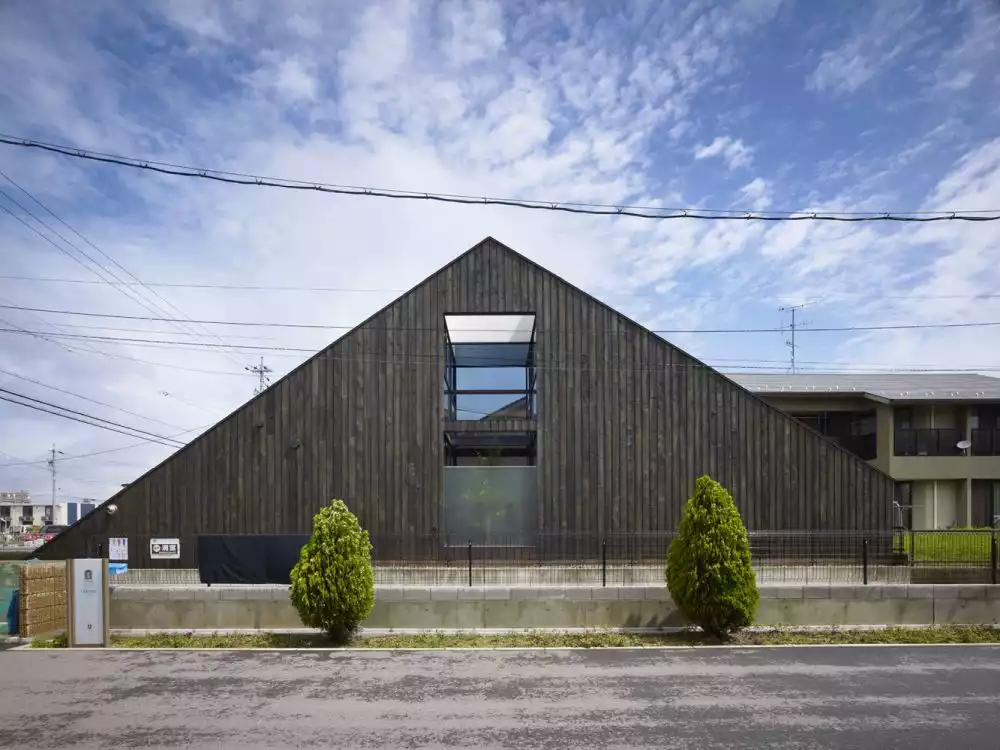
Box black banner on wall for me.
[198,534,310,584]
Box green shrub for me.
[666,475,759,639]
[289,499,374,643]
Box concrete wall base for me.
[109,585,1000,631]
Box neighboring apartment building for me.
[729,374,1000,530]
[0,491,94,531]
[0,490,54,531]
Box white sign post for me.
[150,538,180,560]
[109,537,128,562]
[67,559,109,647]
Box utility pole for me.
[778,304,809,373]
[47,444,63,509]
[246,357,272,395]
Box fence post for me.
[601,540,607,588]
[467,540,473,588]
[862,538,869,585]
[991,532,998,587]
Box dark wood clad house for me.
[39,237,896,567]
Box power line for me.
[6,451,136,485]
[50,343,248,377]
[159,390,226,415]
[0,393,185,447]
[3,304,1000,334]
[0,275,404,294]
[0,388,186,446]
[4,275,1000,303]
[4,314,991,375]
[0,366,188,431]
[0,424,211,468]
[17,322,279,340]
[2,133,998,223]
[0,310,76,355]
[0,171,251,368]
[1,327,998,373]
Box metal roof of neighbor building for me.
[724,373,1000,402]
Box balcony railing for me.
[894,428,963,457]
[972,429,1000,456]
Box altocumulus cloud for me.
[0,0,998,501]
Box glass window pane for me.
[456,367,525,391]
[442,466,537,543]
[455,393,528,420]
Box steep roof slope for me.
[39,237,896,563]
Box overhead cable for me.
[2,303,1000,334]
[0,275,404,294]
[0,387,186,446]
[0,171,251,368]
[1,134,997,223]
[0,392,185,447]
[0,366,189,431]
[2,328,999,373]
[0,424,211,468]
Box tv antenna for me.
[246,357,272,395]
[778,304,810,373]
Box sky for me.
[1,0,999,508]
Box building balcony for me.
[888,427,1000,482]
[894,428,963,457]
[971,429,1000,456]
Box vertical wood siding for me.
[40,238,896,566]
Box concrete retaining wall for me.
[109,584,1000,631]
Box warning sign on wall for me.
[150,538,180,559]
[109,537,128,561]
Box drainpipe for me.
[932,480,938,530]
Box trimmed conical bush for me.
[289,499,374,643]
[666,475,759,639]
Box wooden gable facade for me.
[40,237,895,566]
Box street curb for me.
[13,642,1000,653]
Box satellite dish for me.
[957,439,972,450]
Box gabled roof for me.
[726,373,1000,402]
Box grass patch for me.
[27,626,1000,649]
[30,634,67,648]
[735,626,1000,645]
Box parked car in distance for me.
[23,525,69,546]
[41,524,68,540]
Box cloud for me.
[0,0,998,505]
[249,55,319,102]
[738,177,770,210]
[806,1,925,94]
[0,0,788,500]
[694,136,753,169]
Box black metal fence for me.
[370,530,1000,586]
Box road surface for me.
[2,645,999,748]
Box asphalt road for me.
[2,645,1000,748]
